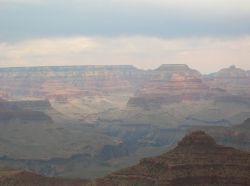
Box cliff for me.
[0,131,249,186]
[193,118,250,151]
[0,65,144,99]
[204,65,250,96]
[0,64,249,103]
[128,73,221,107]
[0,100,53,123]
[96,131,250,186]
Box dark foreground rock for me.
[1,131,250,186]
[95,131,250,186]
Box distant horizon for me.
[1,1,250,74]
[0,63,248,74]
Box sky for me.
[0,0,250,73]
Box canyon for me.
[0,64,250,179]
[94,131,250,186]
[0,131,249,186]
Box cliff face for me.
[204,65,250,96]
[128,65,250,108]
[127,65,211,107]
[0,100,53,124]
[0,131,249,186]
[193,118,250,151]
[128,73,221,108]
[95,131,250,186]
[0,64,205,105]
[0,65,145,99]
[0,64,249,106]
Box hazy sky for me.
[0,0,250,73]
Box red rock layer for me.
[204,65,250,96]
[95,131,250,186]
[128,74,224,107]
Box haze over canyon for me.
[0,64,250,183]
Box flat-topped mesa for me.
[0,65,139,72]
[177,131,216,148]
[155,64,201,76]
[156,64,190,71]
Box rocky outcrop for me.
[204,65,250,96]
[128,73,223,107]
[95,131,250,186]
[128,65,250,108]
[0,131,249,186]
[0,100,53,123]
[1,64,249,103]
[0,65,145,99]
[193,118,250,151]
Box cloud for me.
[0,0,250,40]
[0,36,250,73]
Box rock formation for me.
[204,65,250,96]
[193,118,250,151]
[0,64,249,105]
[95,131,250,186]
[0,100,53,123]
[0,65,145,99]
[128,73,221,107]
[0,131,249,186]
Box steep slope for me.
[95,131,250,186]
[1,131,249,186]
[0,64,249,103]
[0,100,119,160]
[204,65,250,96]
[0,65,145,99]
[128,64,226,108]
[128,74,212,108]
[0,100,53,124]
[194,118,250,151]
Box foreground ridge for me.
[95,131,250,186]
[0,131,249,186]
